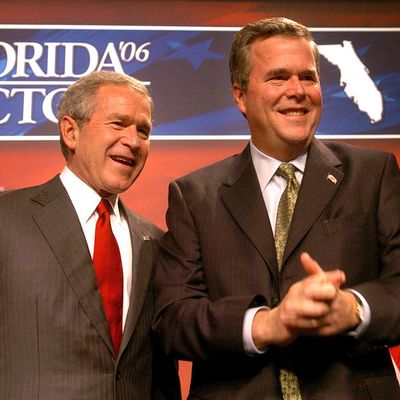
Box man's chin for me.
[97,182,132,197]
[285,132,314,147]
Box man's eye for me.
[138,129,150,139]
[302,74,318,82]
[268,75,287,82]
[111,121,124,127]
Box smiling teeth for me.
[285,110,305,116]
[112,156,133,166]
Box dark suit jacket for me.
[0,176,180,400]
[154,139,400,400]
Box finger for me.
[283,317,321,331]
[325,269,346,288]
[282,297,331,320]
[281,310,328,331]
[300,252,324,276]
[304,281,337,302]
[301,252,346,288]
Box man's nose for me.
[285,76,306,98]
[121,126,141,148]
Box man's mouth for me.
[280,109,308,116]
[110,155,135,167]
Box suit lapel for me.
[31,176,115,355]
[282,139,344,266]
[220,145,279,281]
[119,206,154,354]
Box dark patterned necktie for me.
[275,163,302,400]
[93,199,123,354]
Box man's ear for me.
[60,115,79,151]
[233,83,247,118]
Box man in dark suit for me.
[0,71,180,399]
[153,17,400,399]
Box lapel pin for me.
[143,235,151,241]
[327,174,337,184]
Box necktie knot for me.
[97,199,112,217]
[277,162,297,181]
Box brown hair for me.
[229,17,320,91]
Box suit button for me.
[271,297,279,307]
[116,370,122,381]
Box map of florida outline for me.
[318,41,383,124]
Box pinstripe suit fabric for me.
[0,176,180,400]
[154,139,400,400]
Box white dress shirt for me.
[60,166,133,330]
[243,141,370,354]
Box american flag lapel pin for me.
[327,174,337,184]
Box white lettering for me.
[62,43,98,78]
[0,40,152,78]
[0,38,152,132]
[97,42,124,73]
[13,42,46,78]
[119,41,137,62]
[43,87,67,122]
[10,88,46,124]
[135,42,151,62]
[0,42,16,77]
[0,88,11,123]
[44,42,61,77]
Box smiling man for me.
[0,71,180,400]
[233,33,322,162]
[153,17,400,399]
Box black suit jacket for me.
[154,139,400,399]
[0,176,180,400]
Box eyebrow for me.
[267,68,287,75]
[264,67,318,78]
[108,113,152,128]
[107,113,132,121]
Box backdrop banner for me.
[0,25,399,139]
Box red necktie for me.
[390,345,400,370]
[93,199,123,354]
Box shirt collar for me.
[59,166,121,224]
[249,141,307,191]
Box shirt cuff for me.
[345,289,371,337]
[243,306,269,354]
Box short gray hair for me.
[57,70,152,159]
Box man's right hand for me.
[252,252,349,349]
